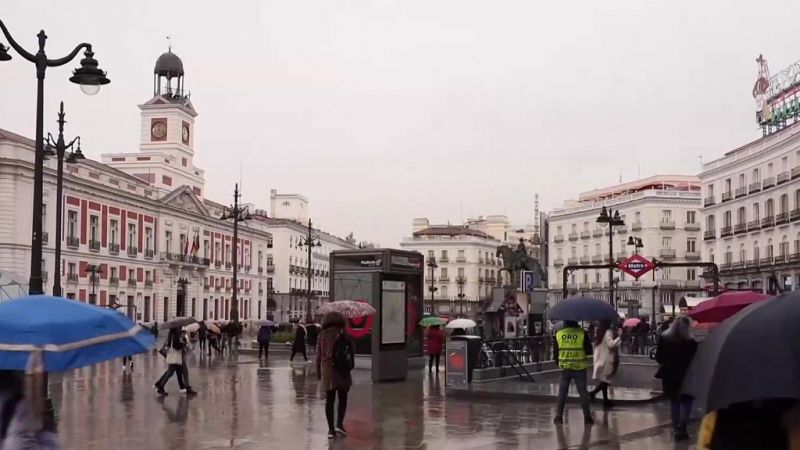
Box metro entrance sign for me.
[617,254,654,280]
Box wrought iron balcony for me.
[631,222,642,231]
[685,222,700,231]
[579,256,591,264]
[735,186,747,198]
[704,230,716,241]
[793,166,800,180]
[685,251,701,260]
[109,243,119,255]
[145,279,153,288]
[553,258,564,266]
[109,277,119,286]
[127,279,137,287]
[747,220,761,232]
[66,273,79,283]
[660,220,675,230]
[720,226,732,238]
[591,254,603,263]
[778,171,790,184]
[127,246,138,257]
[145,249,154,259]
[568,232,579,241]
[66,236,79,249]
[659,248,676,258]
[763,176,776,189]
[456,256,466,263]
[567,257,578,265]
[761,216,775,229]
[792,209,800,222]
[734,223,747,234]
[704,196,715,207]
[749,182,761,194]
[776,212,789,225]
[580,231,591,240]
[553,234,564,243]
[438,256,449,263]
[721,191,732,202]
[592,229,603,238]
[89,240,100,251]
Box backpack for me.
[332,333,354,373]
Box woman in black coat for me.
[290,323,307,362]
[655,315,698,441]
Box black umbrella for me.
[547,296,618,322]
[161,316,197,330]
[683,293,800,412]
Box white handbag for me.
[166,347,183,365]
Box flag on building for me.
[191,232,200,257]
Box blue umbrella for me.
[547,296,619,322]
[0,295,155,372]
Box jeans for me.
[555,369,591,419]
[428,353,440,371]
[259,343,269,359]
[325,389,349,432]
[670,395,693,432]
[156,364,186,390]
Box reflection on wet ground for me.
[51,351,694,449]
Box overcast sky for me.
[2,0,799,246]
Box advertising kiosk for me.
[330,249,424,382]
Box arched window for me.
[724,210,732,227]
[725,246,732,264]
[707,214,716,231]
[737,207,747,225]
[752,203,760,221]
[753,241,760,262]
[766,238,774,258]
[780,235,789,257]
[739,243,746,262]
[766,199,775,217]
[781,194,789,214]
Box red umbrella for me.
[622,318,641,328]
[689,291,773,323]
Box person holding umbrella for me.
[655,315,697,441]
[198,322,208,352]
[553,320,594,425]
[589,319,621,408]
[291,322,308,363]
[154,328,196,396]
[316,311,354,440]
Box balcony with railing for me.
[214,260,222,269]
[579,256,591,264]
[704,230,716,241]
[88,240,100,252]
[553,234,564,243]
[580,231,591,240]
[760,256,774,267]
[225,262,232,270]
[749,181,762,194]
[734,223,747,235]
[145,279,153,288]
[456,256,466,263]
[127,246,137,257]
[553,258,564,266]
[439,256,449,263]
[591,254,603,263]
[592,229,603,238]
[66,236,79,249]
[660,220,675,230]
[720,226,733,238]
[793,209,800,222]
[685,251,701,260]
[721,191,732,203]
[762,216,775,229]
[568,232,579,241]
[203,282,210,291]
[108,243,119,255]
[162,252,211,267]
[763,176,776,189]
[615,252,627,261]
[685,222,700,231]
[439,275,450,282]
[704,196,715,207]
[127,279,137,287]
[109,277,119,286]
[734,186,747,198]
[778,171,790,184]
[776,212,789,225]
[747,220,761,232]
[67,273,78,283]
[567,257,578,265]
[793,166,800,180]
[631,221,642,231]
[659,248,676,258]
[145,249,154,259]
[719,262,732,273]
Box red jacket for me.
[426,328,443,355]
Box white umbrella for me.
[205,322,221,334]
[183,323,200,333]
[446,318,477,329]
[162,316,197,330]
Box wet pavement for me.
[48,350,697,449]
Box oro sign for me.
[617,254,655,280]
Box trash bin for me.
[451,335,482,383]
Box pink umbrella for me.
[689,291,773,324]
[622,318,641,328]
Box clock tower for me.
[104,49,205,199]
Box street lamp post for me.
[426,257,438,314]
[0,20,110,295]
[220,183,249,323]
[85,264,102,304]
[597,206,625,307]
[627,236,644,255]
[456,276,466,317]
[45,102,85,297]
[298,219,321,323]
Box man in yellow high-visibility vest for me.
[553,320,594,425]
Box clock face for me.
[182,124,190,144]
[151,122,167,140]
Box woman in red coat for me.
[426,325,444,372]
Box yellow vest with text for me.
[556,327,588,370]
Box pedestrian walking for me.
[258,324,272,360]
[0,370,59,449]
[155,329,196,396]
[122,355,133,373]
[553,320,594,425]
[290,323,308,362]
[655,315,697,441]
[426,325,443,373]
[697,399,798,450]
[589,320,621,408]
[198,322,208,351]
[316,311,354,440]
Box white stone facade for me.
[547,175,704,317]
[700,123,800,293]
[400,219,505,317]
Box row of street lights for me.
[0,20,110,295]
